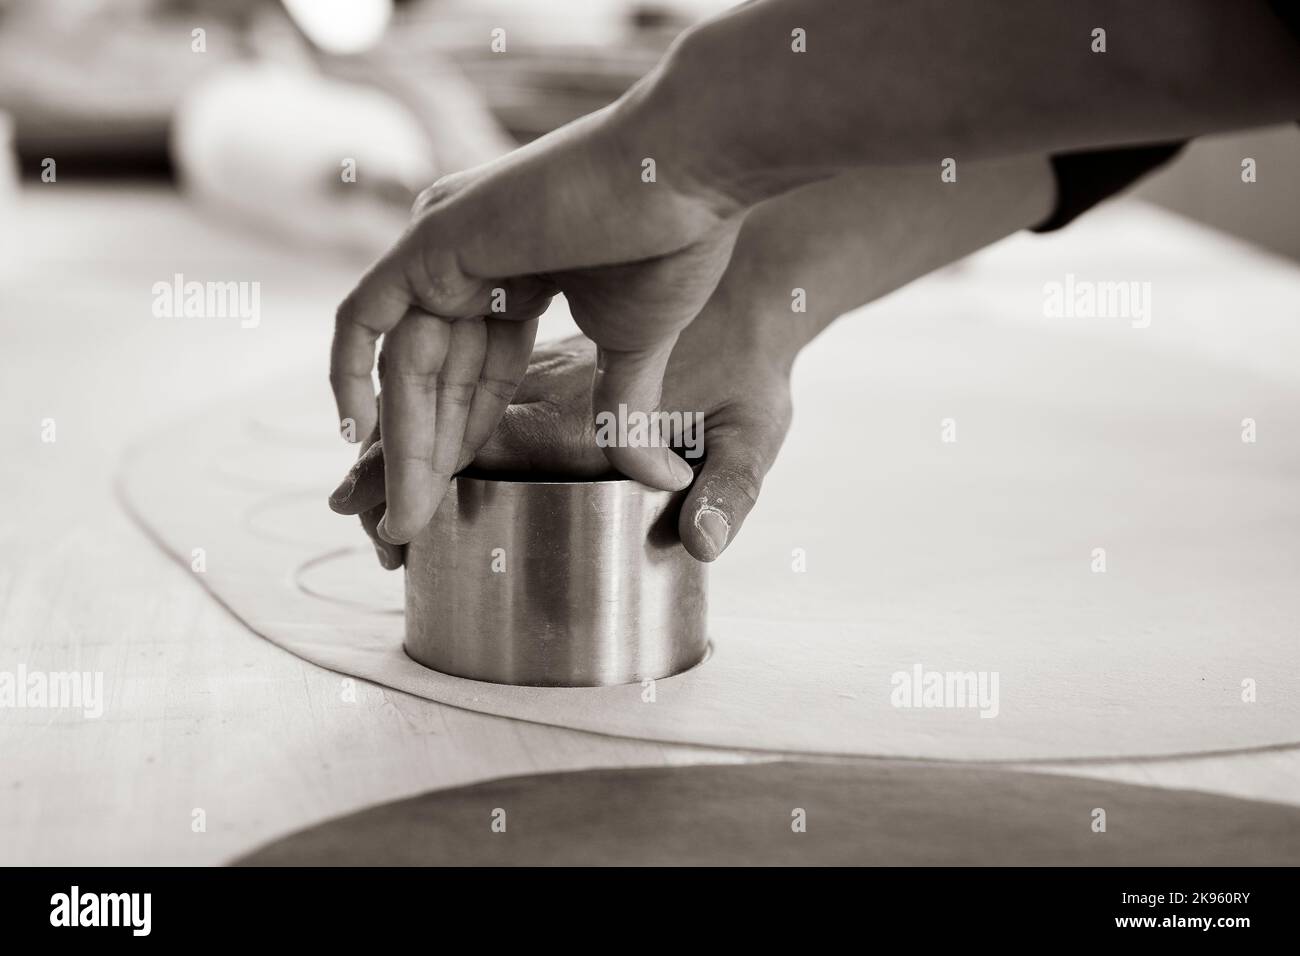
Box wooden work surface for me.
[1,184,1297,865]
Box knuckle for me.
[385,369,440,395]
[410,173,461,218]
[411,185,439,218]
[476,376,518,404]
[383,316,448,373]
[732,470,764,510]
[438,380,477,407]
[382,450,436,469]
[381,313,420,347]
[407,250,477,313]
[334,294,357,329]
[713,463,764,512]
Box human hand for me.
[329,99,746,547]
[330,299,796,567]
[330,143,1063,567]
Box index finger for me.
[331,256,412,441]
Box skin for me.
[331,154,1056,566]
[659,0,1300,205]
[329,110,743,548]
[331,0,1300,549]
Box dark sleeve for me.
[1030,143,1186,233]
[1270,0,1300,40]
[1034,0,1300,233]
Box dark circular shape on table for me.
[235,760,1300,866]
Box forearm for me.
[704,152,1056,364]
[636,0,1300,209]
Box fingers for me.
[334,315,541,546]
[336,318,539,504]
[331,218,550,445]
[592,340,695,491]
[426,317,487,498]
[376,310,451,544]
[678,421,786,563]
[494,276,555,323]
[327,435,403,570]
[456,318,538,471]
[331,257,412,442]
[328,439,386,515]
[375,312,529,543]
[360,500,404,571]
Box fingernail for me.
[328,473,356,508]
[694,506,729,560]
[669,454,695,488]
[376,514,401,545]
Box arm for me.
[635,0,1300,208]
[717,153,1056,357]
[337,0,1282,541]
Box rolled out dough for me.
[234,760,1300,865]
[118,296,1300,760]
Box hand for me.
[329,101,745,547]
[329,149,1062,567]
[330,303,796,567]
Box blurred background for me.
[0,0,736,261]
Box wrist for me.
[697,279,813,378]
[604,37,756,226]
[625,18,838,213]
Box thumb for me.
[679,424,783,562]
[592,340,695,491]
